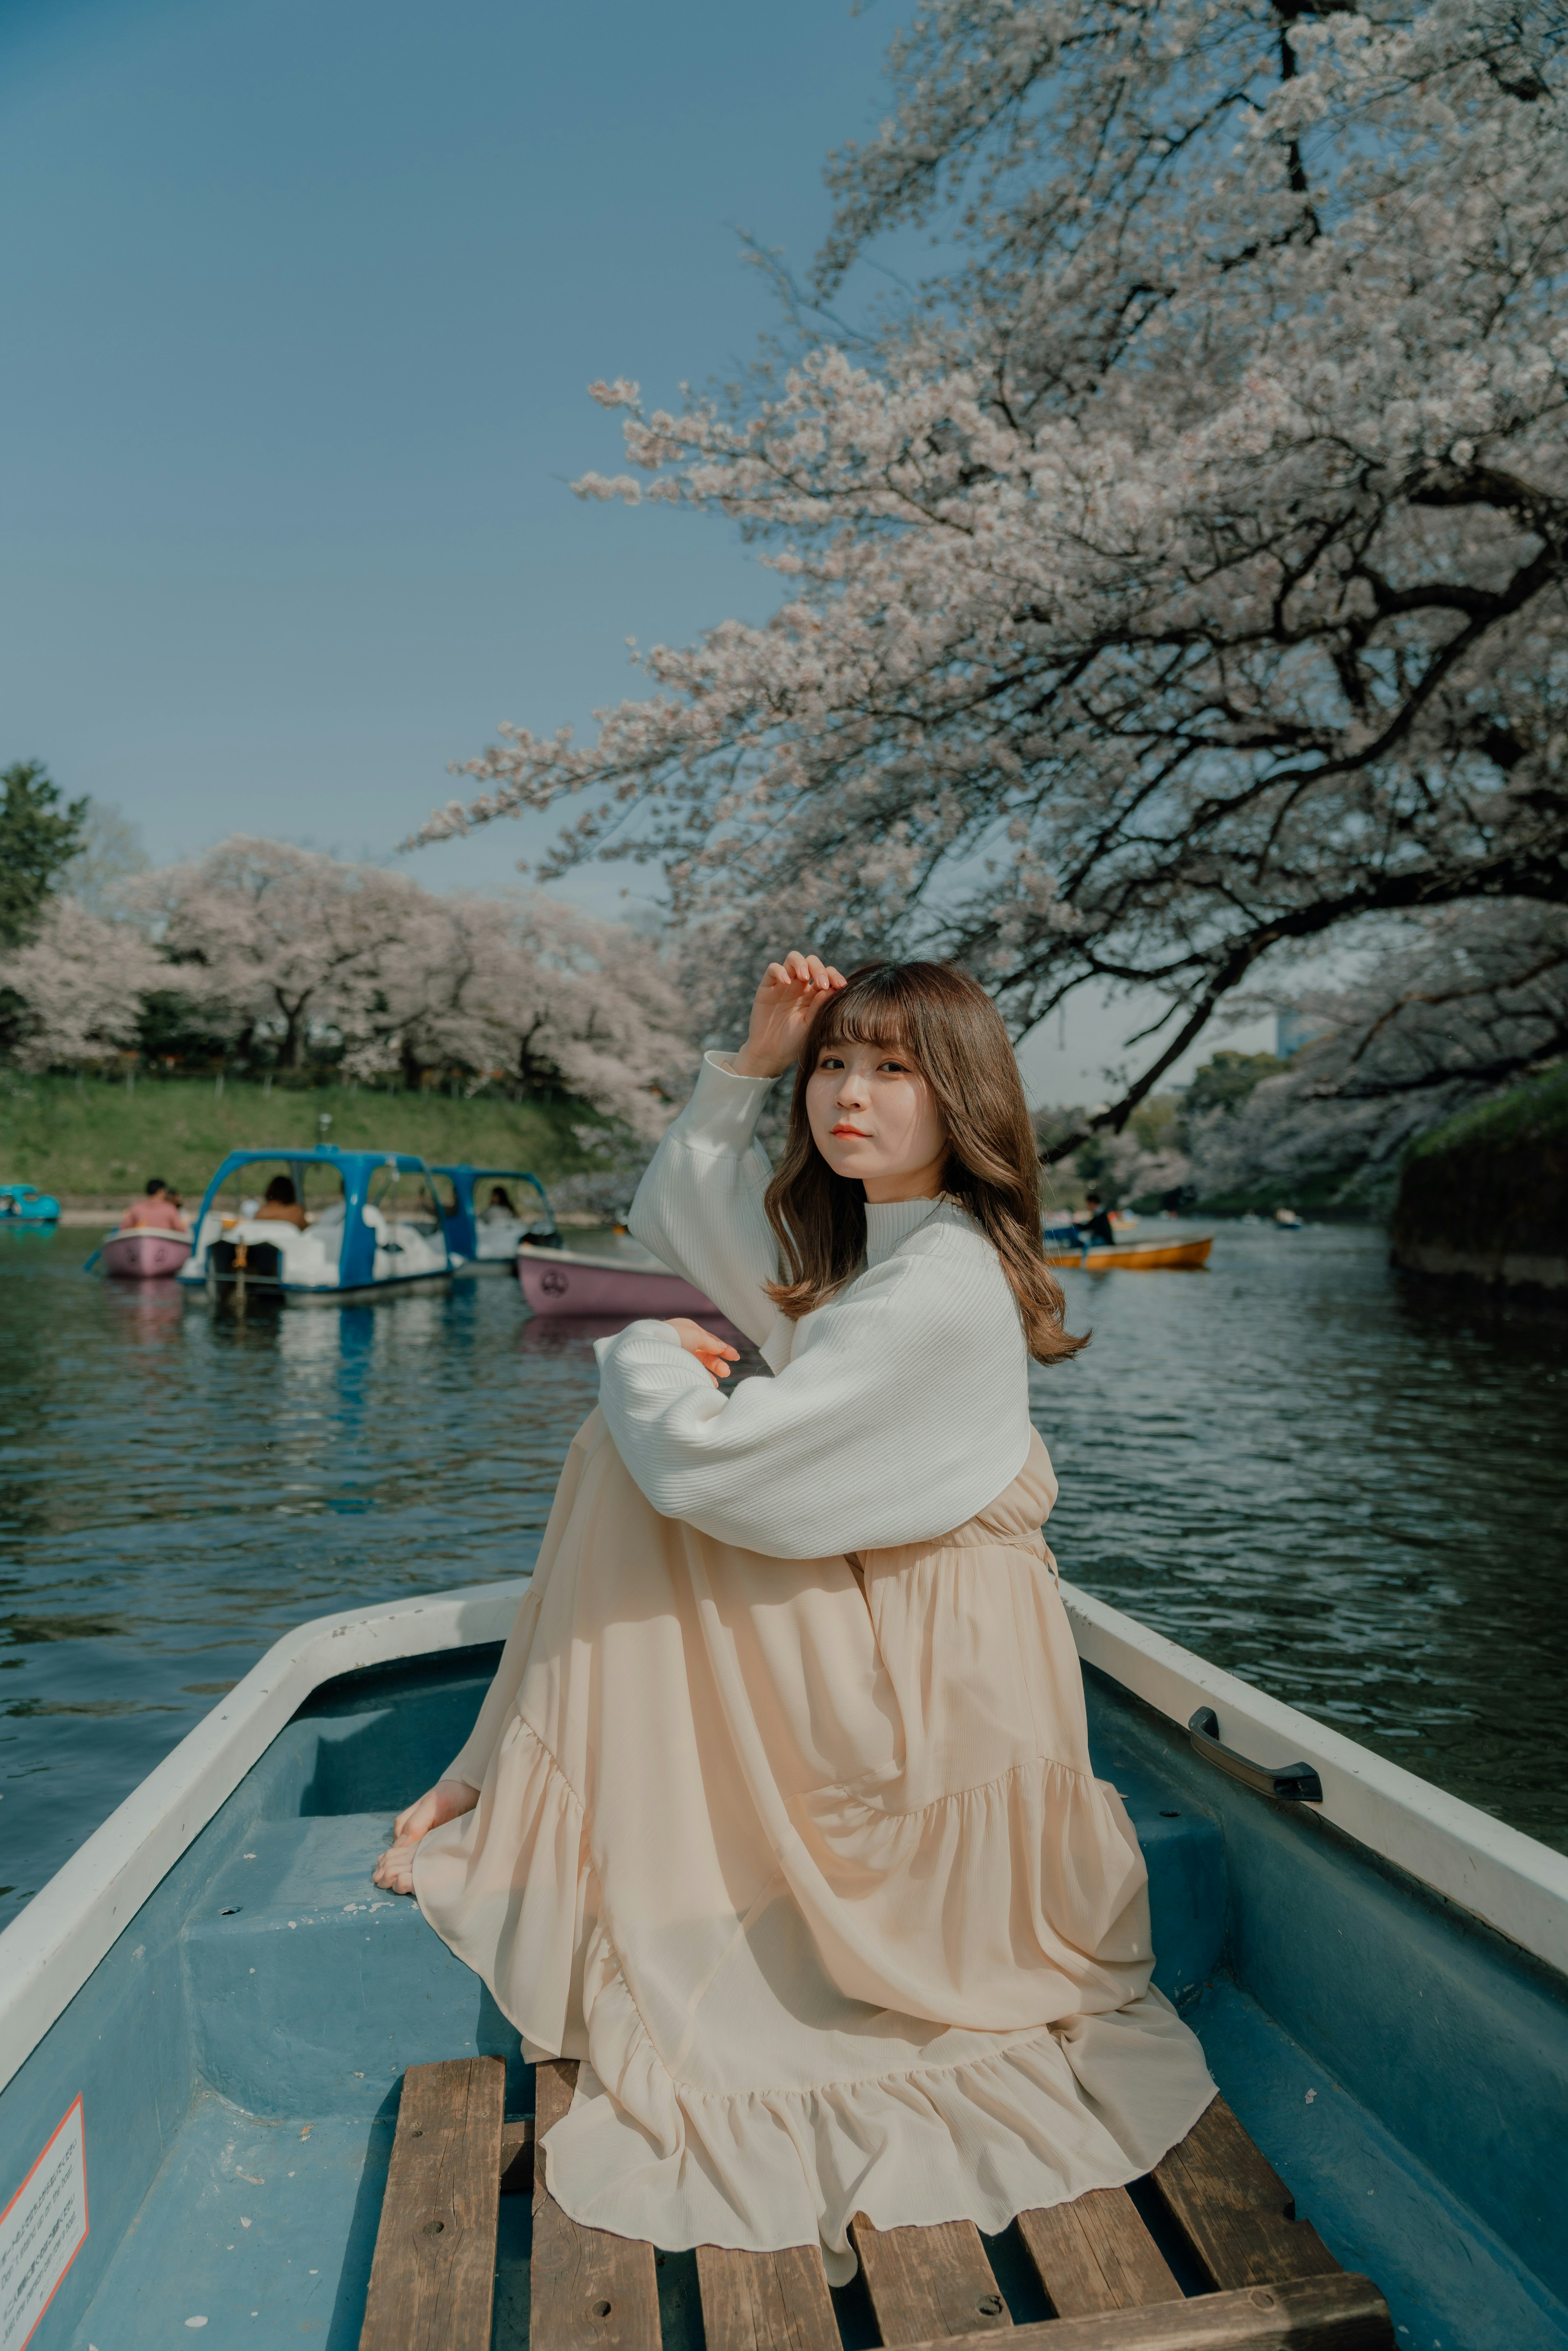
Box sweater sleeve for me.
[594,1222,1033,1558]
[627,1051,782,1346]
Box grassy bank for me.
[0,1074,608,1207]
[1404,1060,1568,1163]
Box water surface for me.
[1,1221,1564,1932]
[1033,1224,1568,1854]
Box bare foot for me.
[372,1777,479,1895]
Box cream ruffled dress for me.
[414,1056,1215,2280]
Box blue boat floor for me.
[1194,1979,1567,2351]
[71,2097,406,2349]
[68,1816,1568,2351]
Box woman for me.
[255,1173,308,1230]
[374,953,1214,2279]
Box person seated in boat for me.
[1078,1189,1116,1251]
[373,951,1215,2286]
[123,1178,188,1234]
[254,1174,308,1230]
[480,1184,517,1223]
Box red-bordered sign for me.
[0,2096,89,2351]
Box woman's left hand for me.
[667,1317,741,1385]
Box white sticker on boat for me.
[0,2096,89,2351]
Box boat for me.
[0,1575,1562,2350]
[98,1226,194,1279]
[517,1236,719,1319]
[177,1148,454,1303]
[1044,1233,1214,1272]
[432,1163,561,1272]
[0,1183,60,1225]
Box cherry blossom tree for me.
[121,837,693,1128]
[419,0,1568,1152]
[0,897,172,1072]
[1188,898,1568,1200]
[127,838,420,1068]
[346,890,692,1136]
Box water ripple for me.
[1031,1226,1568,1846]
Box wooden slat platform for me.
[361,2069,1394,2351]
[530,2058,662,2351]
[1151,2101,1340,2290]
[891,2275,1394,2351]
[696,2241,841,2351]
[851,2214,1013,2343]
[1016,2189,1181,2319]
[358,2053,506,2351]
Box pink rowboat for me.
[100,1227,194,1279]
[517,1241,717,1321]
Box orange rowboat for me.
[1044,1234,1213,1272]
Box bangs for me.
[812,973,915,1060]
[815,1006,913,1055]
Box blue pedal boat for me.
[433,1163,561,1272]
[0,1183,61,1225]
[0,1584,1564,2350]
[178,1149,454,1303]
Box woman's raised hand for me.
[667,1316,742,1385]
[731,951,847,1080]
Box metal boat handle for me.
[1187,1707,1323,1803]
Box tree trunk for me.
[276,990,310,1070]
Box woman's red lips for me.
[831,1123,869,1137]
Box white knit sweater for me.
[593,1052,1042,1559]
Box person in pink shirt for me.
[123,1178,189,1233]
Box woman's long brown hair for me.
[763,961,1087,1365]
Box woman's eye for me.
[818,1054,844,1070]
[878,1059,909,1074]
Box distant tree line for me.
[1039,894,1568,1215]
[1035,1054,1293,1216]
[7,759,1558,1211]
[0,771,694,1138]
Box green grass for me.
[1404,1061,1568,1164]
[0,1074,609,1206]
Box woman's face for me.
[805,1035,949,1203]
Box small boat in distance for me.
[1044,1232,1214,1272]
[517,1236,718,1320]
[431,1163,560,1272]
[99,1227,193,1279]
[0,1182,60,1225]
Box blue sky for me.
[1,0,1273,1094]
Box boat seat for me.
[356,2059,1395,2351]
